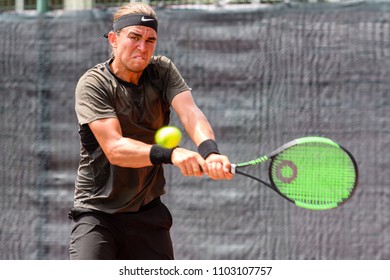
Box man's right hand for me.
[171,147,208,177]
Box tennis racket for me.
[231,136,358,210]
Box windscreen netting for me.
[0,2,389,259]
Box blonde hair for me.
[113,2,156,23]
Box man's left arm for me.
[171,90,233,180]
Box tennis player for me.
[69,2,233,260]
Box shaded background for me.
[0,2,389,259]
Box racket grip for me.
[230,164,237,174]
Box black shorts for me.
[69,198,174,260]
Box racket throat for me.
[230,164,237,174]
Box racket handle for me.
[230,164,237,174]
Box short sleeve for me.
[151,56,191,105]
[75,69,117,125]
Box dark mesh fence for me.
[0,3,389,259]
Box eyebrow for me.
[127,31,157,41]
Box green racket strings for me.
[270,143,357,210]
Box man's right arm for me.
[88,117,207,176]
[88,117,153,168]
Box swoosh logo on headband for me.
[141,16,155,22]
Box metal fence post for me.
[37,0,49,14]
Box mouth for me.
[131,54,147,61]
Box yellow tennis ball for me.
[155,126,182,148]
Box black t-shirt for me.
[74,55,190,213]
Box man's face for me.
[111,25,157,74]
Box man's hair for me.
[113,2,156,25]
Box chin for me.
[129,61,149,72]
[130,66,147,73]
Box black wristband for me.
[150,145,175,165]
[198,139,220,159]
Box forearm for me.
[104,137,153,168]
[171,91,233,180]
[181,107,216,146]
[172,91,216,146]
[88,118,157,168]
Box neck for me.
[109,59,143,85]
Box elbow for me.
[103,143,149,168]
[107,156,121,166]
[104,146,123,166]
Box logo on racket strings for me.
[275,160,298,184]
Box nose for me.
[137,40,147,52]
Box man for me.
[69,2,233,260]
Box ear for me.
[107,31,117,48]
